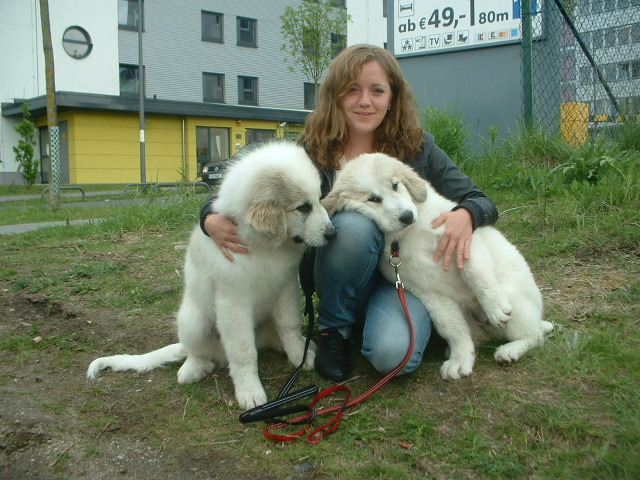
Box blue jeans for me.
[314,211,432,375]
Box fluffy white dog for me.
[88,142,336,409]
[322,153,553,380]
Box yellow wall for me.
[36,111,303,184]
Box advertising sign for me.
[393,0,538,56]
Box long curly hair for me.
[299,44,424,170]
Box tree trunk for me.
[39,0,60,208]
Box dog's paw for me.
[302,348,316,370]
[236,387,268,410]
[440,357,474,380]
[177,358,215,384]
[286,340,316,370]
[485,303,512,328]
[494,340,529,364]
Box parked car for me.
[199,140,276,186]
[200,159,230,186]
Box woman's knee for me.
[329,212,383,255]
[361,284,432,375]
[363,340,423,375]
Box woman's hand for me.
[431,208,473,271]
[203,213,250,261]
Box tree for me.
[40,0,60,207]
[13,103,38,188]
[280,0,350,108]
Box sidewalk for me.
[0,190,121,236]
[0,190,198,235]
[0,218,107,235]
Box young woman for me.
[200,44,498,382]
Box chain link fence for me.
[522,0,640,146]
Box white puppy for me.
[88,142,336,409]
[322,153,553,380]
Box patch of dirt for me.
[0,291,315,480]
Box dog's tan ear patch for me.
[246,201,287,240]
[321,191,340,217]
[401,165,427,203]
[244,169,290,240]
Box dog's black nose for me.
[399,210,415,225]
[324,225,337,240]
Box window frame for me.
[196,126,231,174]
[238,76,258,105]
[203,72,225,103]
[118,0,143,31]
[119,64,141,96]
[62,26,93,59]
[202,10,224,43]
[304,82,318,110]
[237,17,257,47]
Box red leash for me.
[262,241,414,444]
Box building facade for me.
[1,0,338,185]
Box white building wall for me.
[0,0,118,178]
[49,0,120,95]
[347,0,388,48]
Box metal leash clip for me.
[389,240,403,289]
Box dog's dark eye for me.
[392,182,399,191]
[296,202,312,213]
[368,195,382,203]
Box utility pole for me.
[138,0,146,183]
[39,0,60,208]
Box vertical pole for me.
[521,0,534,127]
[39,0,60,208]
[138,0,146,183]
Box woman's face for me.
[340,60,392,140]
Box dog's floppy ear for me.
[320,190,340,217]
[245,171,288,240]
[321,188,342,217]
[246,200,287,240]
[401,164,427,203]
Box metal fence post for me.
[521,0,534,127]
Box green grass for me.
[0,125,638,479]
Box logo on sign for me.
[398,1,414,17]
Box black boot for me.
[315,328,351,382]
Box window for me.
[246,129,276,144]
[202,11,223,42]
[579,66,593,85]
[631,23,640,43]
[62,26,93,59]
[604,29,617,47]
[39,127,51,184]
[120,64,140,95]
[617,62,631,82]
[591,30,604,49]
[203,73,225,103]
[238,76,258,105]
[196,127,230,173]
[304,82,317,110]
[119,0,143,30]
[383,0,388,17]
[237,17,257,47]
[331,33,347,57]
[618,26,630,46]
